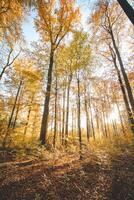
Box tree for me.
[91,1,134,131]
[35,0,79,145]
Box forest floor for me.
[0,136,134,200]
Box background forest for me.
[0,1,134,199]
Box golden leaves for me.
[35,0,80,50]
[0,0,23,45]
[14,59,41,81]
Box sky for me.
[22,0,98,45]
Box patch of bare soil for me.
[0,144,134,200]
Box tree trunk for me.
[3,80,23,147]
[117,0,134,25]
[8,80,23,128]
[89,94,95,140]
[110,30,134,114]
[72,108,74,138]
[23,94,34,141]
[112,55,134,133]
[102,108,108,138]
[12,85,23,129]
[53,76,57,148]
[65,74,72,145]
[84,87,90,142]
[114,93,126,135]
[40,50,54,145]
[77,73,82,159]
[61,88,66,145]
[95,111,100,138]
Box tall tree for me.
[35,0,79,145]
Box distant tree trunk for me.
[8,80,23,129]
[65,74,72,145]
[89,94,95,140]
[100,112,105,137]
[111,53,134,133]
[110,30,134,114]
[117,0,134,25]
[12,85,24,129]
[12,102,20,129]
[72,108,74,137]
[95,111,100,138]
[59,99,62,144]
[40,50,54,145]
[3,80,23,147]
[50,113,54,134]
[104,96,111,138]
[112,120,118,135]
[23,94,34,141]
[62,88,66,145]
[75,108,77,136]
[84,87,90,142]
[77,72,82,159]
[32,111,37,140]
[114,93,126,135]
[102,108,108,138]
[53,76,57,148]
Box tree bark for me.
[77,73,82,159]
[89,94,95,140]
[65,74,72,145]
[110,30,134,114]
[40,50,54,145]
[53,76,57,148]
[8,80,23,129]
[23,93,34,141]
[114,93,126,135]
[61,88,66,145]
[112,54,134,133]
[3,79,23,147]
[84,87,90,142]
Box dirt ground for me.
[0,141,134,200]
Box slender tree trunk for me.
[72,108,74,137]
[77,73,82,159]
[112,120,118,135]
[8,80,23,128]
[100,112,105,137]
[110,30,134,114]
[84,88,90,142]
[62,88,66,145]
[102,108,108,138]
[50,114,54,134]
[53,76,57,147]
[114,93,126,135]
[95,112,100,138]
[59,100,62,144]
[0,67,8,80]
[89,95,95,140]
[3,80,23,147]
[23,94,34,141]
[40,50,54,145]
[13,85,23,129]
[32,111,37,140]
[65,74,72,145]
[12,102,20,129]
[117,0,134,25]
[112,55,134,133]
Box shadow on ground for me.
[0,144,134,200]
